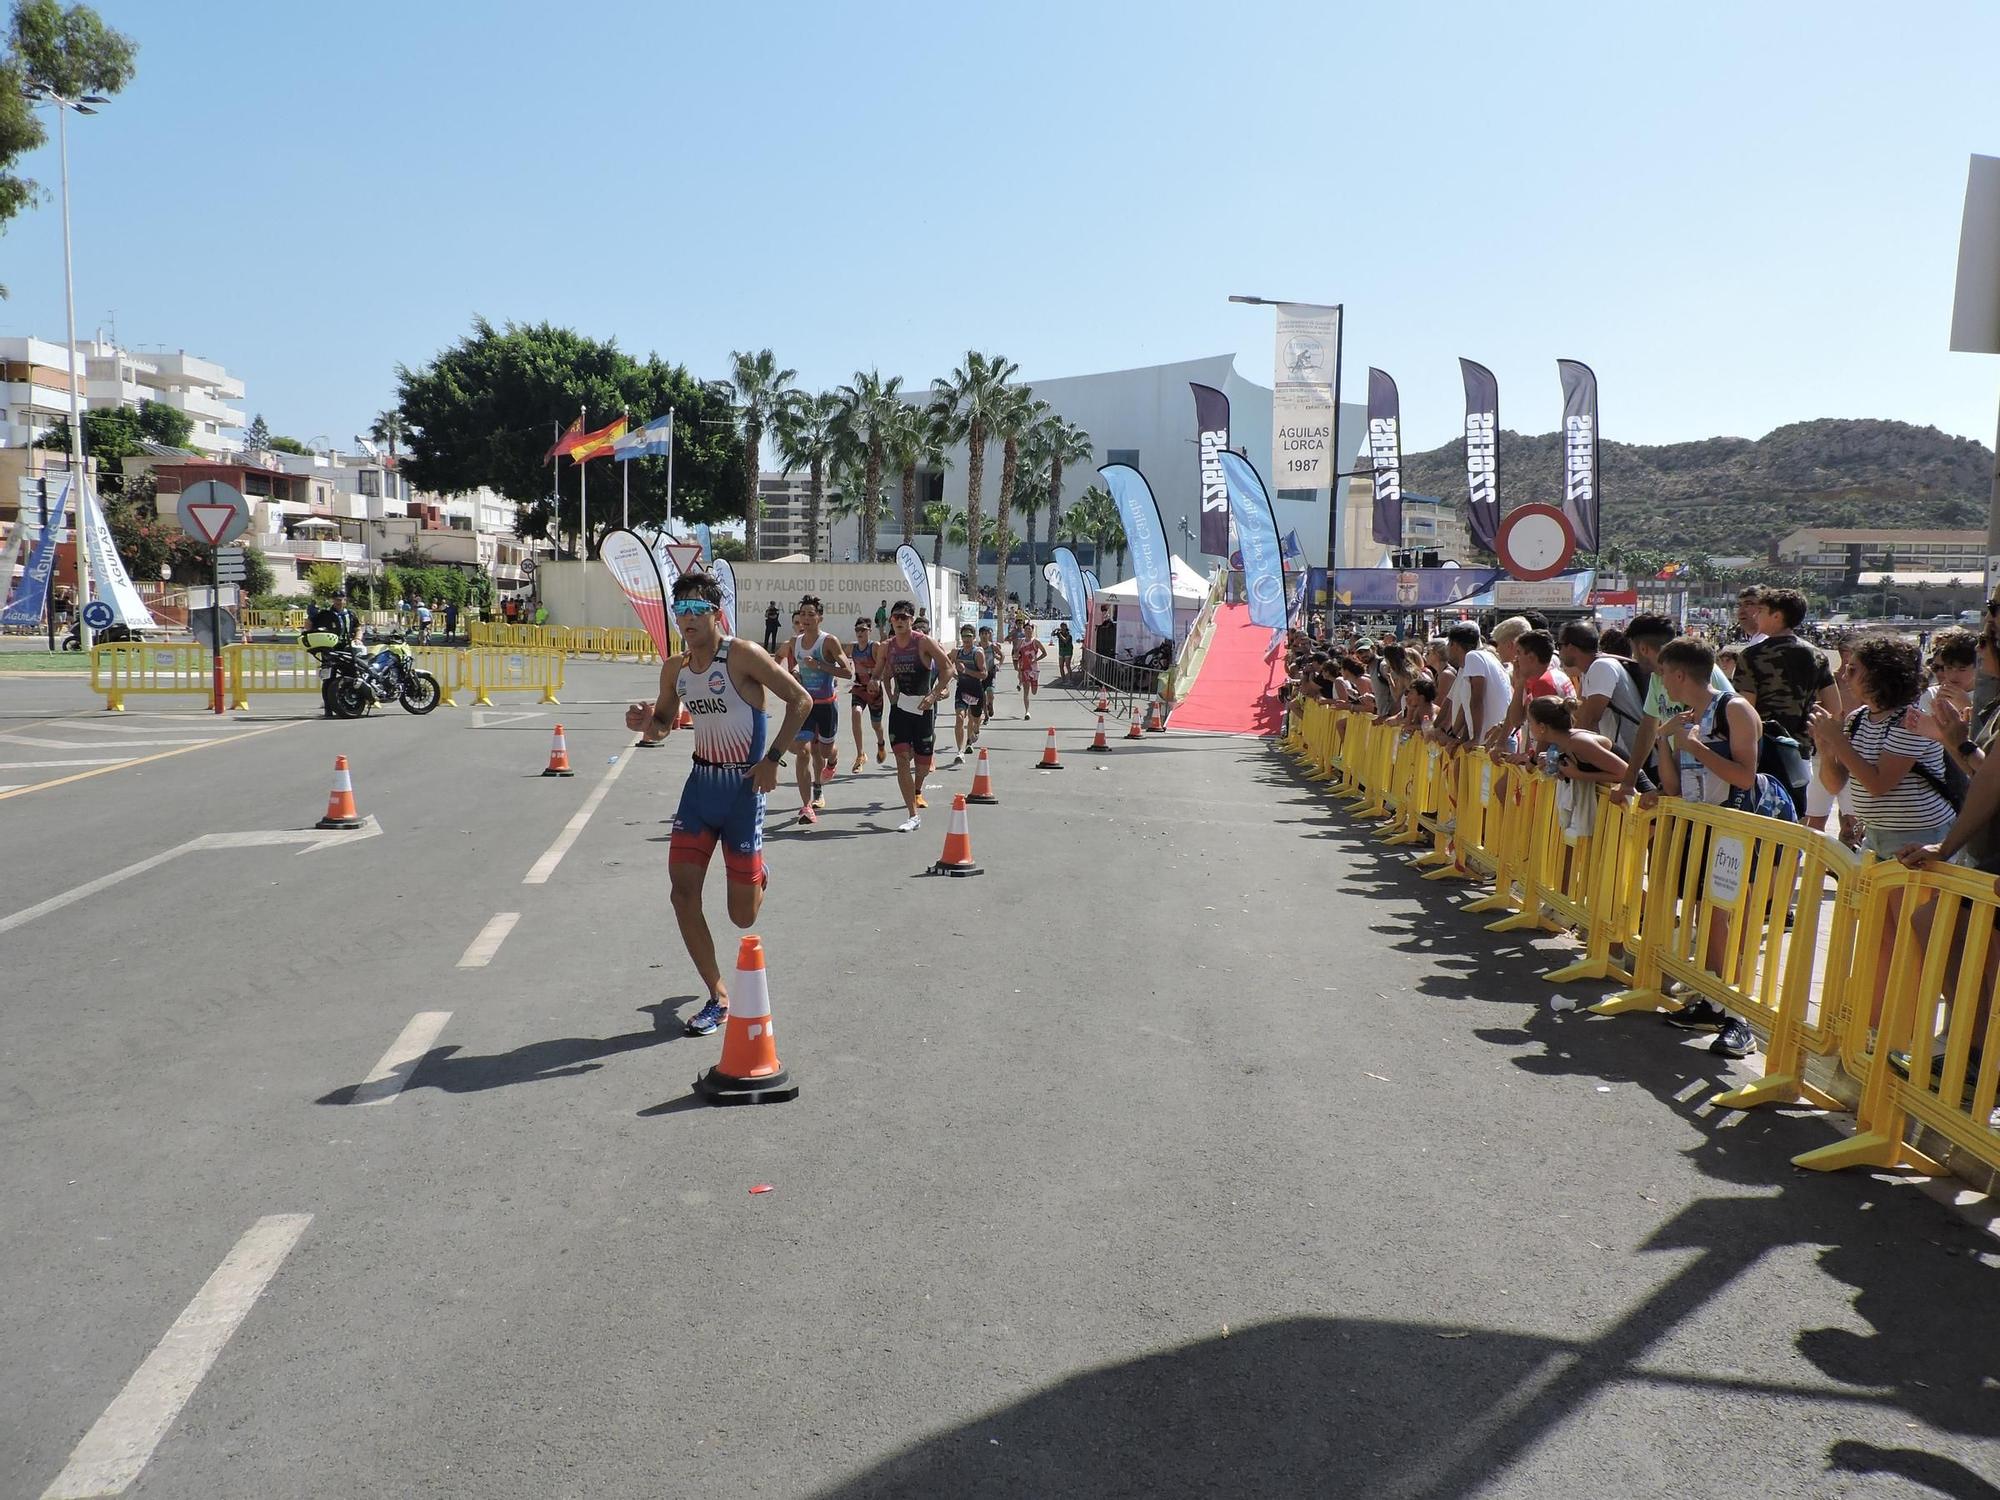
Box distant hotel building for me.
[755,471,831,560]
[0,335,246,456]
[1775,527,1986,582]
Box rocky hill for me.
[1399,418,1993,560]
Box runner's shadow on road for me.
[316,1011,681,1103]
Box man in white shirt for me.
[1443,621,1510,744]
[1735,586,1769,647]
[1559,620,1643,759]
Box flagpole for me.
[665,408,675,541]
[578,406,588,628]
[621,406,630,530]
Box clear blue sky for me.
[5,0,1998,455]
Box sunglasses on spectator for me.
[672,600,718,617]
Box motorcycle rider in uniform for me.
[310,589,362,717]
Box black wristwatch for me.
[1960,738,1979,760]
[764,748,787,768]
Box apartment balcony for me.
[157,387,248,428]
[145,352,245,401]
[3,379,80,416]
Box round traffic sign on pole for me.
[81,599,115,630]
[1495,503,1578,582]
[177,480,250,548]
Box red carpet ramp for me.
[1168,603,1286,736]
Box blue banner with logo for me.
[1098,464,1175,640]
[1324,566,1503,609]
[1217,451,1285,630]
[1051,545,1087,644]
[1,476,67,627]
[694,522,714,563]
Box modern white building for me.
[0,335,246,455]
[831,353,1366,604]
[755,470,831,560]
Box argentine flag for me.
[613,412,673,460]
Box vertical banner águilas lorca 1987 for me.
[1460,358,1501,556]
[1556,359,1600,554]
[1189,382,1231,556]
[1365,368,1403,548]
[1271,303,1340,490]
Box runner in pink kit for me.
[1015,629,1047,719]
[624,571,812,1034]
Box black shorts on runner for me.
[851,688,883,721]
[954,682,984,715]
[795,700,839,743]
[889,704,936,766]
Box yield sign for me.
[663,542,705,575]
[177,479,250,547]
[187,505,237,545]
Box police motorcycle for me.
[301,626,442,717]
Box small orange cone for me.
[966,745,999,804]
[930,794,983,876]
[1126,708,1144,740]
[1086,713,1112,753]
[543,723,575,777]
[1146,698,1167,733]
[1037,726,1065,770]
[317,755,362,829]
[1093,691,1109,714]
[695,936,798,1105]
[675,703,692,730]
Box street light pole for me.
[56,96,92,649]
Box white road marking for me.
[352,1011,451,1105]
[0,735,222,750]
[39,1213,311,1500]
[0,757,139,769]
[470,709,545,730]
[0,817,381,938]
[456,912,520,968]
[523,750,632,885]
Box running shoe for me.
[813,789,827,810]
[799,804,818,825]
[914,793,927,809]
[876,747,886,765]
[898,814,922,832]
[1711,1018,1757,1060]
[852,756,864,773]
[1663,997,1728,1031]
[684,999,727,1036]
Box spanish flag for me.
[544,415,586,463]
[570,417,629,463]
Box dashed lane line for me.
[456,912,520,968]
[352,1011,452,1105]
[38,1214,312,1500]
[522,748,633,885]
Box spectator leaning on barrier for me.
[1808,633,1956,859]
[1525,695,1628,840]
[1424,639,1455,710]
[1731,586,1837,823]
[1442,622,1509,745]
[1559,620,1645,765]
[1401,674,1437,733]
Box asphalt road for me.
[2,663,1997,1499]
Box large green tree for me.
[929,350,1017,600]
[722,349,796,556]
[989,388,1041,605]
[36,398,189,491]
[2,2,137,280]
[395,318,741,557]
[1024,411,1092,598]
[885,400,947,551]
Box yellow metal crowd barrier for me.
[1285,696,2000,1186]
[467,622,660,660]
[238,608,308,634]
[91,642,213,711]
[467,646,564,705]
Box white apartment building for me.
[756,471,831,561]
[0,335,246,455]
[1775,527,1985,581]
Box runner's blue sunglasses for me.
[672,600,718,617]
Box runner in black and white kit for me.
[951,624,987,766]
[882,599,955,832]
[776,595,851,824]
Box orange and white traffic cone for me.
[317,755,363,830]
[675,703,692,730]
[695,935,798,1105]
[1093,691,1109,714]
[966,745,999,804]
[543,723,575,777]
[1146,698,1167,733]
[1126,707,1144,740]
[1085,713,1111,753]
[1037,726,1065,770]
[930,794,983,876]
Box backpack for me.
[1844,707,1965,811]
[1593,655,1646,759]
[1706,690,1799,822]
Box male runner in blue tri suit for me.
[882,598,956,832]
[625,571,812,1035]
[777,595,852,824]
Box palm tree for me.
[367,409,408,467]
[990,389,1042,608]
[886,401,948,548]
[834,370,903,560]
[1024,412,1093,595]
[1068,485,1125,578]
[725,349,797,556]
[947,505,994,578]
[1012,483,1048,609]
[921,498,954,568]
[775,390,841,562]
[929,350,1018,600]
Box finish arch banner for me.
[1217,451,1286,630]
[894,542,931,621]
[600,527,672,656]
[1098,463,1175,640]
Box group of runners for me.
[624,573,1053,1035]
